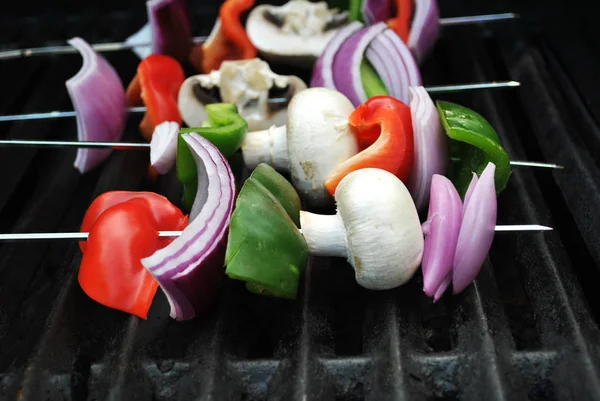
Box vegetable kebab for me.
[0,92,556,320]
[0,0,516,70]
[0,43,520,175]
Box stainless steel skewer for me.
[0,81,520,123]
[0,140,563,170]
[0,13,519,61]
[0,224,552,241]
[0,138,562,170]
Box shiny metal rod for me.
[0,231,183,241]
[0,224,551,241]
[0,13,518,61]
[438,13,518,26]
[0,81,520,123]
[0,140,562,170]
[0,140,150,149]
[426,80,520,93]
[509,160,564,169]
[0,107,146,122]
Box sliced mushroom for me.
[247,0,349,67]
[178,58,306,132]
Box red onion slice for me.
[148,0,192,62]
[408,0,440,63]
[365,31,405,100]
[383,29,422,86]
[150,121,180,174]
[364,29,421,104]
[142,133,235,321]
[361,0,392,25]
[331,23,387,106]
[421,174,462,299]
[311,21,363,89]
[66,38,127,174]
[408,86,447,211]
[452,162,497,294]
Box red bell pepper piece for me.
[126,55,185,141]
[324,96,414,196]
[190,0,256,73]
[387,0,412,43]
[79,191,188,319]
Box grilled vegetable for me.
[126,54,185,140]
[301,168,424,289]
[178,59,306,132]
[436,101,511,197]
[225,164,307,299]
[79,191,187,319]
[247,0,349,67]
[177,103,247,211]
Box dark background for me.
[0,1,600,400]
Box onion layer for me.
[66,38,127,174]
[312,22,422,106]
[361,0,392,25]
[142,133,235,321]
[311,21,363,89]
[408,87,447,211]
[148,0,192,62]
[408,0,440,63]
[453,162,497,294]
[332,23,387,106]
[150,121,180,174]
[421,175,461,301]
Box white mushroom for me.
[177,58,306,132]
[246,0,349,67]
[242,87,359,207]
[300,168,424,290]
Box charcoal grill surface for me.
[1,0,600,400]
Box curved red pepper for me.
[324,96,414,196]
[190,0,256,73]
[387,0,412,43]
[79,191,188,319]
[126,55,185,141]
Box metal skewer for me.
[0,139,563,170]
[0,13,518,61]
[0,224,551,241]
[0,81,520,123]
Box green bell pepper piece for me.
[250,164,302,227]
[225,165,308,299]
[436,101,511,197]
[349,0,363,22]
[360,59,389,98]
[177,103,247,211]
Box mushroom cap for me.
[177,59,306,132]
[286,88,358,208]
[335,168,424,290]
[246,3,344,68]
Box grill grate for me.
[1,0,600,400]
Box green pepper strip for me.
[250,163,302,227]
[177,103,247,211]
[436,101,511,197]
[349,0,364,22]
[360,59,389,98]
[225,164,307,299]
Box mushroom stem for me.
[241,125,289,171]
[299,211,347,258]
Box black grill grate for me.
[1,0,600,400]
